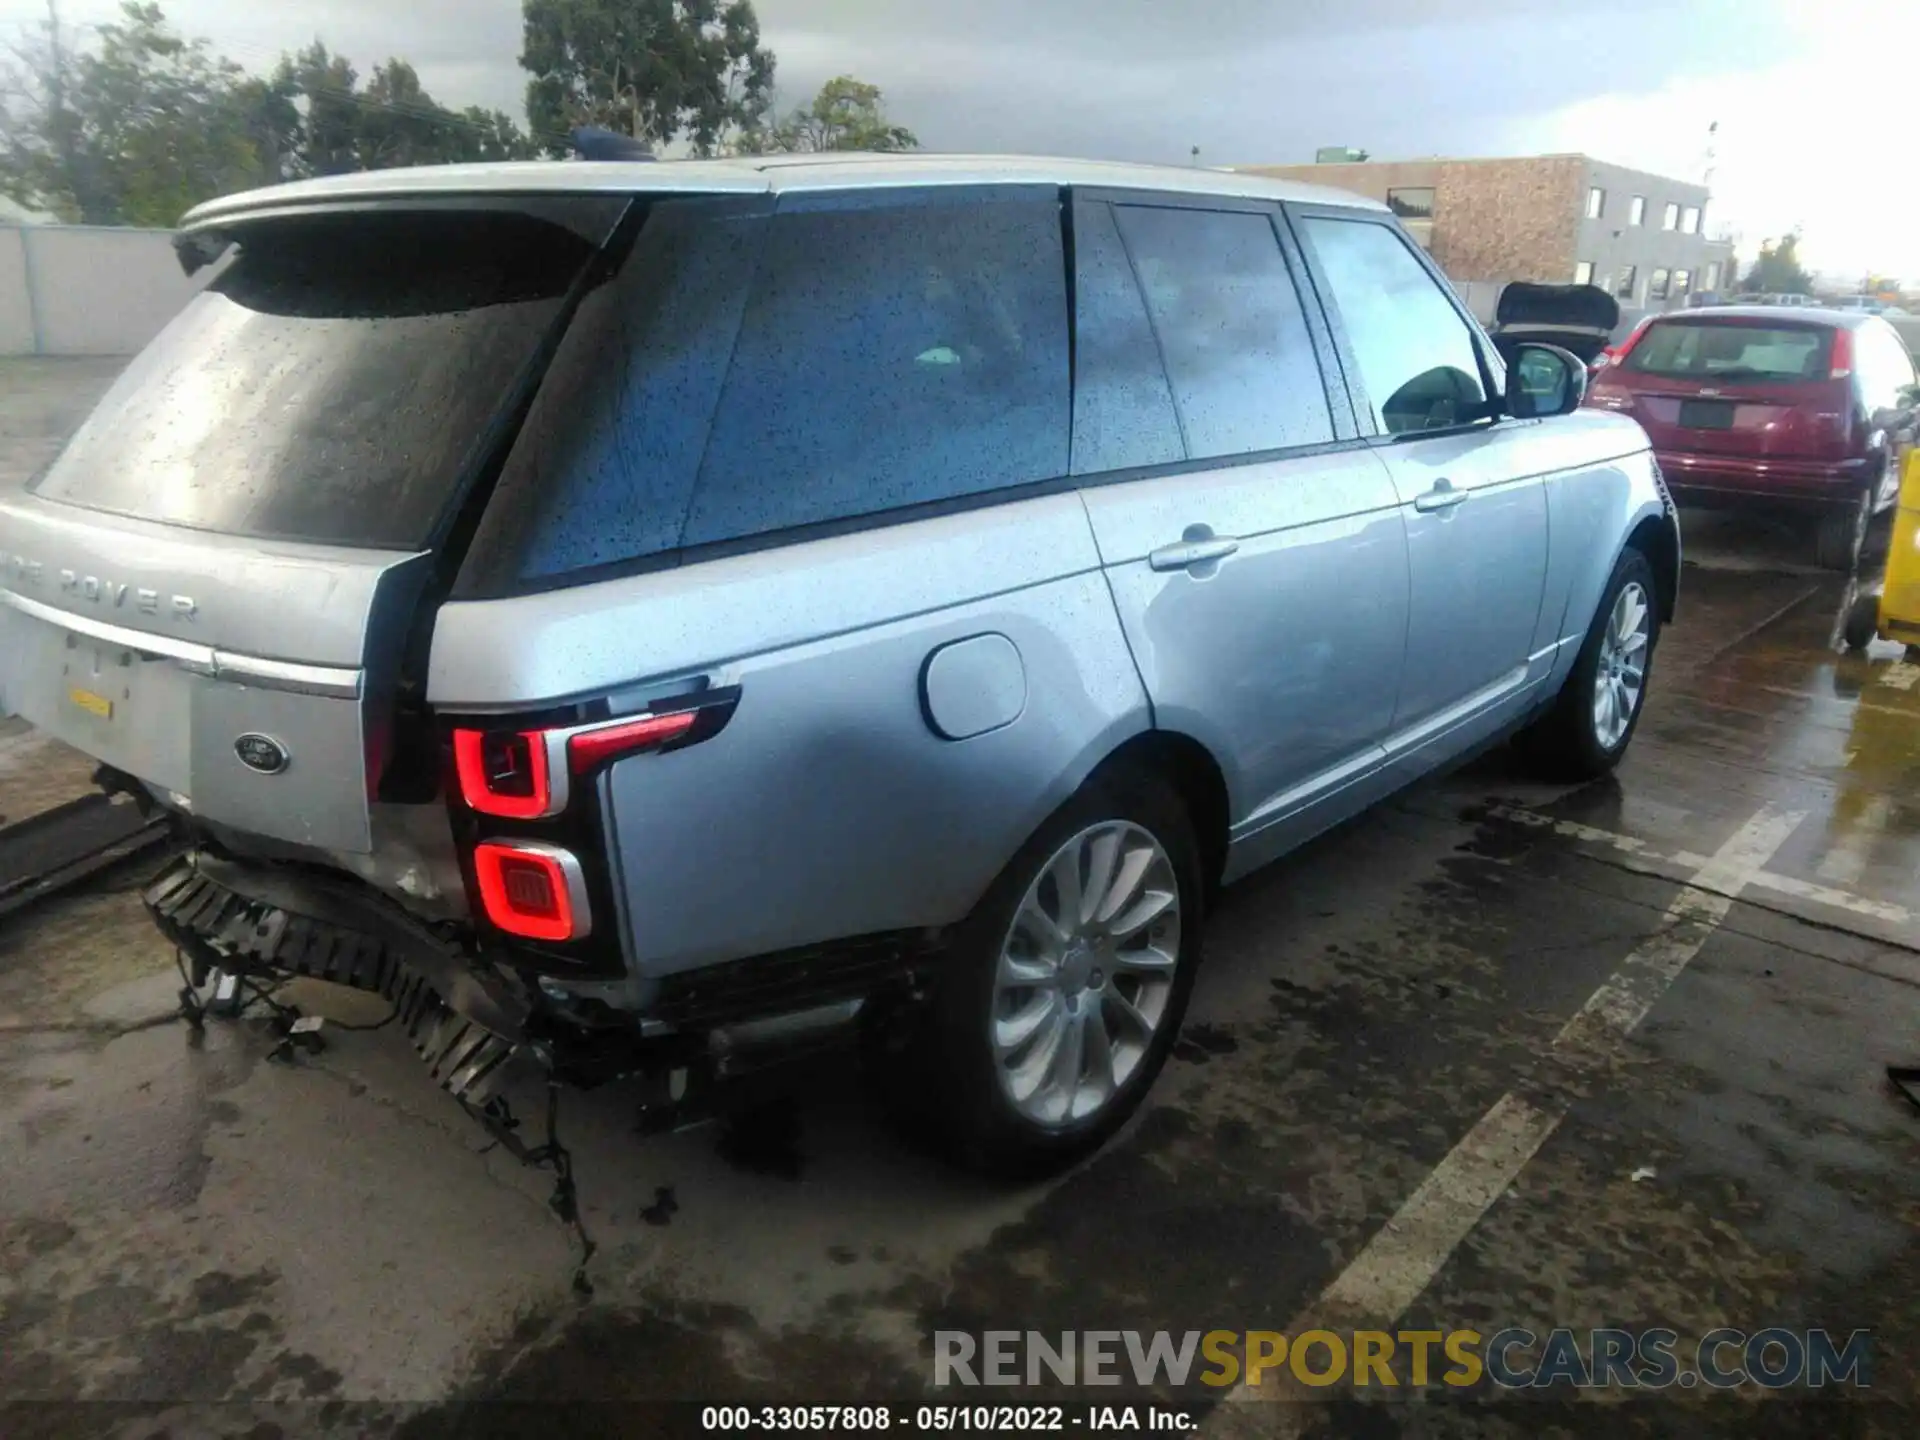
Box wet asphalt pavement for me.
[2,364,1918,1437]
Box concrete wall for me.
[0,230,33,355]
[1575,161,1722,306]
[0,225,206,357]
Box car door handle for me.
[1148,537,1241,572]
[1413,479,1469,513]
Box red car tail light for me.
[566,710,698,774]
[1829,327,1854,380]
[454,727,558,819]
[473,841,591,941]
[1610,316,1655,367]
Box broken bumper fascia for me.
[144,851,530,1106]
[140,850,929,1125]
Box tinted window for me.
[684,191,1069,548]
[1299,216,1487,434]
[1625,321,1832,381]
[459,197,769,592]
[1112,205,1331,458]
[32,206,609,548]
[1070,200,1182,474]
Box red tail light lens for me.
[1829,327,1854,380]
[454,727,555,819]
[473,841,590,941]
[1611,317,1655,366]
[567,710,698,774]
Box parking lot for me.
[2,360,1917,1437]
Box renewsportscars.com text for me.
[933,1328,1871,1391]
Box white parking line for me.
[1816,794,1893,888]
[1878,661,1920,692]
[1486,803,1912,930]
[1216,806,1802,1428]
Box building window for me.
[1614,266,1638,301]
[1662,202,1679,231]
[1587,187,1605,219]
[1681,206,1700,235]
[1574,261,1594,285]
[1385,187,1435,220]
[1649,268,1672,300]
[1629,195,1647,226]
[1673,269,1692,298]
[1704,262,1722,291]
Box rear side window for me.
[1112,205,1332,458]
[1857,324,1918,411]
[1298,216,1488,435]
[1625,322,1832,382]
[32,206,609,548]
[459,196,770,589]
[684,190,1069,548]
[1070,199,1183,475]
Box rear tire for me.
[916,769,1205,1178]
[1518,547,1660,782]
[1815,488,1871,573]
[1843,592,1880,652]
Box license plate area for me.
[63,639,135,723]
[1678,399,1735,430]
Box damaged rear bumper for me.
[144,852,528,1106]
[141,850,940,1123]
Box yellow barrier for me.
[1874,449,1920,647]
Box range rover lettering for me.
[0,155,1679,1175]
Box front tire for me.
[919,769,1205,1178]
[1519,548,1660,782]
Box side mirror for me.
[1506,342,1588,419]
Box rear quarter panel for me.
[427,494,1149,976]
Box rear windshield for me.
[1624,321,1834,382]
[31,205,613,549]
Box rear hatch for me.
[0,199,621,852]
[1603,316,1851,459]
[1490,282,1620,364]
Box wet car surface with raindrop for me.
[3,362,1919,1437]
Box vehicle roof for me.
[1647,304,1883,328]
[177,152,1388,233]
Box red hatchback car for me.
[1584,307,1918,569]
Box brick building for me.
[1237,154,1735,324]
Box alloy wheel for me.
[1592,580,1651,751]
[990,821,1181,1127]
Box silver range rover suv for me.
[0,155,1678,1175]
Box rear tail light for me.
[473,841,590,941]
[565,709,698,774]
[1610,317,1655,367]
[454,727,557,819]
[1829,327,1854,380]
[452,702,721,820]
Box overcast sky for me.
[4,0,1913,278]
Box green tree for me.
[520,0,776,155]
[0,3,258,224]
[1741,232,1813,295]
[757,75,917,154]
[0,4,538,225]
